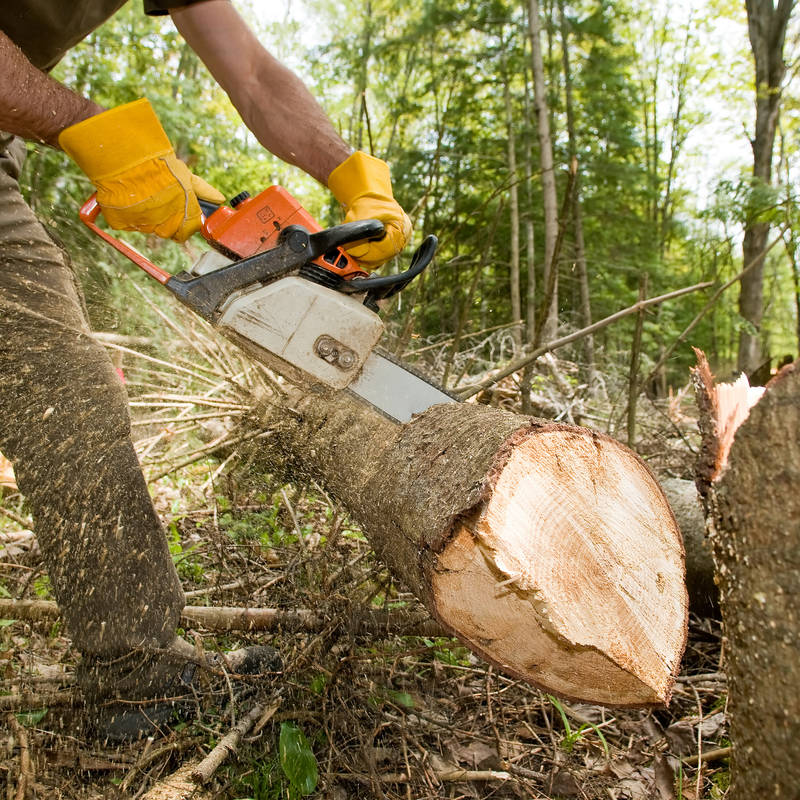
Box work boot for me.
[77,637,282,745]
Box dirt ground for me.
[0,331,731,799]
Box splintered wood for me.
[433,428,688,706]
[691,348,765,483]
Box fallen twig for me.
[191,703,277,784]
[8,713,34,800]
[146,430,271,482]
[0,690,80,711]
[119,736,204,794]
[183,573,283,600]
[0,508,31,529]
[676,672,726,684]
[0,599,444,636]
[683,746,732,767]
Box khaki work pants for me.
[0,138,184,673]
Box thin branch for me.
[641,226,788,388]
[457,280,714,399]
[191,703,278,784]
[146,430,271,482]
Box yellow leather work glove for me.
[59,99,225,243]
[327,151,412,270]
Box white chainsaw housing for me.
[191,251,384,391]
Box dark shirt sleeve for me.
[144,0,210,16]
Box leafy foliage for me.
[279,723,319,797]
[17,0,800,416]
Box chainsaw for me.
[80,186,456,423]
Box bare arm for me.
[170,0,351,185]
[0,30,103,147]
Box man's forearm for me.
[170,0,351,185]
[0,30,103,147]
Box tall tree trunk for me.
[246,390,688,706]
[502,40,523,354]
[522,65,536,343]
[738,0,795,375]
[558,0,595,390]
[693,355,800,797]
[527,0,559,342]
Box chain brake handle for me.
[80,194,172,284]
[336,234,438,309]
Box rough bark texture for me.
[698,360,800,796]
[249,394,688,706]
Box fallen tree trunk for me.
[693,354,800,797]
[248,395,687,706]
[0,600,444,637]
[659,478,718,616]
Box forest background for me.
[22,0,800,408]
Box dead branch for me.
[191,703,277,784]
[0,690,80,711]
[458,280,713,399]
[0,599,444,636]
[8,714,33,800]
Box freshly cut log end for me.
[259,396,687,708]
[430,426,688,706]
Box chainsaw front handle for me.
[79,194,173,285]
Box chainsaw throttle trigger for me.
[337,235,437,311]
[198,199,221,218]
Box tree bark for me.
[246,392,688,707]
[527,0,559,342]
[738,0,795,375]
[693,355,800,796]
[558,0,595,391]
[502,39,523,354]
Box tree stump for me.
[693,353,800,797]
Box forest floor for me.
[0,319,731,800]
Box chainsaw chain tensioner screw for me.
[315,336,358,371]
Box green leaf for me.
[0,619,16,628]
[15,708,48,727]
[386,689,415,708]
[279,723,318,796]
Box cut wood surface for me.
[253,396,688,706]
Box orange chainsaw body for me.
[202,186,367,280]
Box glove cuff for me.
[328,151,392,207]
[59,99,173,182]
